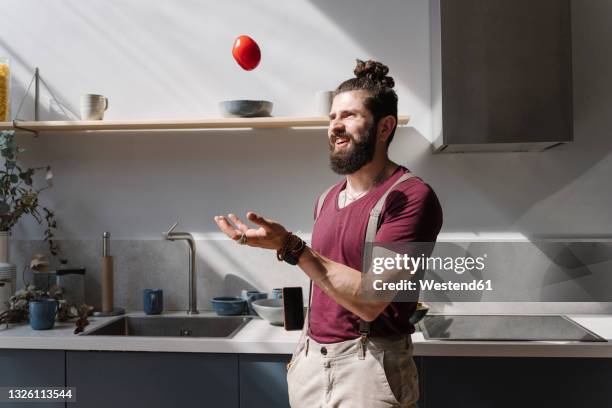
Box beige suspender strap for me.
[359,172,416,339]
[361,172,416,275]
[298,173,416,354]
[315,184,335,220]
[297,184,337,346]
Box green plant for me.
[0,129,60,256]
[0,283,93,332]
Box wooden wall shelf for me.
[0,116,410,133]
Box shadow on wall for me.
[205,239,262,296]
[60,2,210,110]
[3,0,611,240]
[222,274,259,297]
[313,0,612,236]
[420,240,612,310]
[0,38,77,121]
[306,0,431,108]
[4,1,392,117]
[390,0,612,236]
[398,123,612,236]
[1,3,230,116]
[11,126,335,239]
[10,237,285,312]
[537,241,612,302]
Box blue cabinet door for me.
[422,356,612,408]
[0,349,66,408]
[66,351,239,408]
[239,354,291,408]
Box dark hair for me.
[334,59,398,147]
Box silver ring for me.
[237,233,247,245]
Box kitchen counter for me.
[2,311,612,357]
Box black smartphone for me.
[282,287,304,331]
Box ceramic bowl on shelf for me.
[219,100,273,118]
[251,298,283,326]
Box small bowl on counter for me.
[211,297,247,316]
[251,298,283,326]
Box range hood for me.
[430,0,573,153]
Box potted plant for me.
[0,283,93,333]
[0,130,91,332]
[0,129,59,262]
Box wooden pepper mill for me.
[94,232,125,316]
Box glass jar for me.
[0,58,10,122]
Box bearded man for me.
[215,59,443,408]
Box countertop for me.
[2,311,612,358]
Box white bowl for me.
[251,298,284,326]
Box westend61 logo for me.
[364,241,612,302]
[372,253,487,275]
[367,252,493,296]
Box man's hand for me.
[214,212,389,322]
[214,212,290,250]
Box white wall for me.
[2,0,609,240]
[2,0,433,239]
[1,1,611,310]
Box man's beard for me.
[329,123,377,175]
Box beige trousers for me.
[286,334,419,408]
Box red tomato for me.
[232,35,261,71]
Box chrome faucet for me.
[163,221,199,314]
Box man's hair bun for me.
[353,59,395,88]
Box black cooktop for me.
[421,315,606,342]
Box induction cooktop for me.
[421,315,606,342]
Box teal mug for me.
[29,299,58,330]
[272,288,283,300]
[144,289,163,315]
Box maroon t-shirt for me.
[309,166,443,343]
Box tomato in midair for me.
[232,35,261,71]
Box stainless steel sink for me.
[81,316,251,338]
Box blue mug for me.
[29,299,58,330]
[144,289,163,315]
[272,288,283,300]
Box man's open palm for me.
[214,212,289,250]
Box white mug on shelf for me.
[80,94,108,120]
[315,90,334,117]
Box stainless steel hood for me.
[430,0,573,153]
